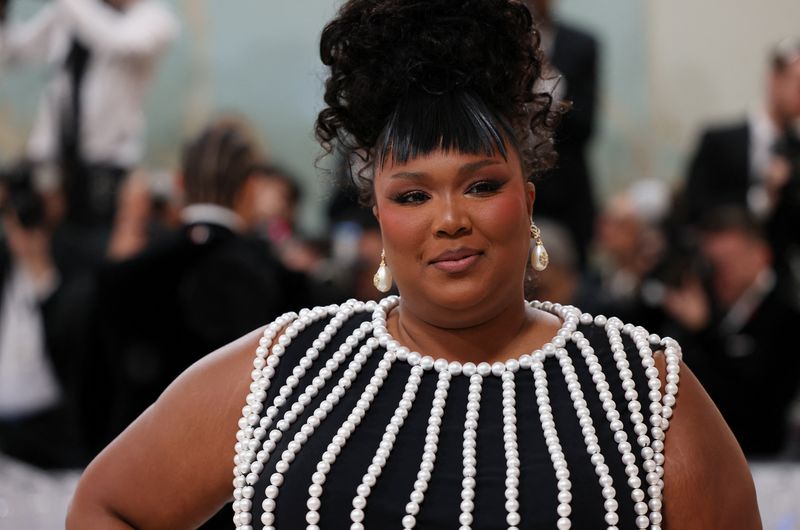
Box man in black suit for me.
[685,40,800,226]
[658,208,800,457]
[524,0,599,270]
[79,121,310,456]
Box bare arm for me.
[66,325,268,529]
[0,4,60,66]
[659,356,762,529]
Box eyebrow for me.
[387,159,502,181]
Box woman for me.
[67,1,761,528]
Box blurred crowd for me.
[530,33,800,460]
[0,2,799,522]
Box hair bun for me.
[317,0,560,187]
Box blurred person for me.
[0,162,85,469]
[661,207,800,457]
[523,0,599,270]
[240,163,302,247]
[685,39,800,277]
[589,178,669,314]
[239,163,342,305]
[74,120,311,529]
[766,92,800,284]
[78,121,310,455]
[0,0,178,228]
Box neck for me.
[388,297,560,365]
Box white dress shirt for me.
[0,265,60,418]
[0,0,179,167]
[181,203,246,233]
[746,107,781,217]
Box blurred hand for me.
[765,155,792,195]
[2,211,58,296]
[107,171,152,261]
[663,278,710,332]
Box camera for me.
[0,162,46,229]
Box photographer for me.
[658,208,800,457]
[0,0,178,229]
[0,163,85,468]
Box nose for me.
[433,195,470,238]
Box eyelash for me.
[391,190,430,204]
[467,179,504,195]
[390,179,504,204]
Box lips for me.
[430,248,482,273]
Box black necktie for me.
[59,36,91,222]
[60,36,90,165]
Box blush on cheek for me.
[483,192,530,239]
[375,203,428,256]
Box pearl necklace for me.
[231,296,682,530]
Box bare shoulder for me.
[656,353,762,530]
[67,323,286,529]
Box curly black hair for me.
[316,0,563,205]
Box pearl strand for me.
[234,301,372,529]
[570,329,644,528]
[632,329,682,530]
[259,321,376,529]
[555,345,622,530]
[350,363,425,529]
[241,303,360,480]
[459,372,483,530]
[401,368,453,529]
[234,304,340,476]
[501,370,521,529]
[302,348,397,530]
[595,316,653,530]
[232,308,316,530]
[531,351,572,530]
[624,324,665,530]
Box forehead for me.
[376,148,522,180]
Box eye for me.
[391,190,430,204]
[466,179,504,195]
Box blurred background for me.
[1,0,799,528]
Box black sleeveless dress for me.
[238,303,672,530]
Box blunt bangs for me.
[376,90,517,168]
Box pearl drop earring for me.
[530,222,549,271]
[373,249,393,293]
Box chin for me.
[404,281,508,325]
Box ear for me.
[525,181,536,219]
[372,204,380,222]
[232,175,257,218]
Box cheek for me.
[376,202,428,251]
[479,192,530,243]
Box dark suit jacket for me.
[679,283,800,457]
[685,121,750,223]
[80,221,309,454]
[534,23,598,268]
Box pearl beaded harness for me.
[231,296,682,530]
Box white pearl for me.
[532,242,549,271]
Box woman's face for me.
[373,147,534,327]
